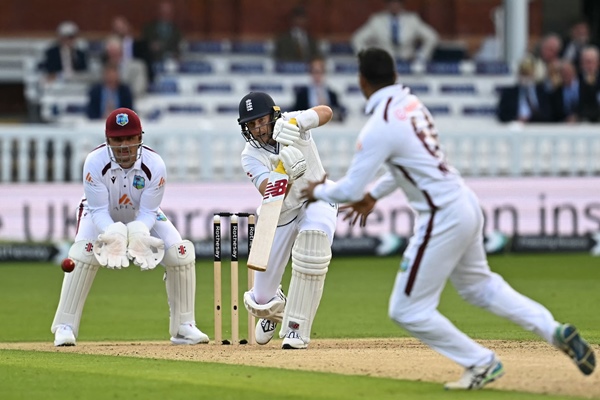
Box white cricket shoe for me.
[282,330,308,350]
[170,321,209,345]
[444,357,504,390]
[54,324,76,347]
[255,318,277,345]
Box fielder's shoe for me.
[282,330,308,350]
[255,318,277,345]
[554,323,596,375]
[54,324,76,347]
[444,357,504,390]
[170,321,210,345]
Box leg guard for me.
[243,286,286,322]
[163,240,197,337]
[51,240,101,337]
[280,230,331,342]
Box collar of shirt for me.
[364,84,409,114]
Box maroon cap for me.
[105,108,143,138]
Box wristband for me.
[295,109,319,131]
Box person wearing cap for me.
[41,21,89,80]
[51,108,209,347]
[236,92,337,349]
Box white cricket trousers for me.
[252,200,338,304]
[388,187,560,368]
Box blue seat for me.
[65,103,87,114]
[425,104,451,116]
[196,83,233,93]
[216,105,239,114]
[148,79,179,94]
[406,84,429,94]
[346,84,361,94]
[328,42,353,55]
[426,62,461,75]
[275,62,309,74]
[249,83,284,93]
[178,61,214,74]
[334,61,357,74]
[396,61,412,74]
[440,84,476,95]
[167,104,204,114]
[187,40,225,53]
[232,41,269,54]
[476,61,510,75]
[462,105,497,116]
[230,62,265,74]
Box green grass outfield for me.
[0,253,598,399]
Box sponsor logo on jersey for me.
[116,113,129,126]
[133,175,145,189]
[156,211,167,221]
[111,176,116,184]
[85,172,93,183]
[119,194,133,206]
[158,177,165,187]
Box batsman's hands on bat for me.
[126,221,165,271]
[270,146,307,182]
[300,175,327,204]
[272,118,300,146]
[339,193,377,227]
[94,221,129,269]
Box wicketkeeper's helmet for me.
[105,108,144,138]
[237,92,281,152]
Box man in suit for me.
[273,6,322,63]
[103,36,148,99]
[292,57,346,122]
[111,15,154,84]
[577,45,600,122]
[550,61,580,123]
[41,21,89,81]
[351,0,438,62]
[497,58,552,123]
[142,1,182,64]
[87,62,134,120]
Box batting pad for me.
[51,240,101,337]
[280,230,331,342]
[163,241,196,337]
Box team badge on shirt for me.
[132,175,145,189]
[400,257,410,272]
[116,113,129,126]
[156,211,167,221]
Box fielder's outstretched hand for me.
[94,222,129,268]
[126,221,165,270]
[300,175,327,203]
[340,193,377,227]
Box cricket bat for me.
[246,118,296,271]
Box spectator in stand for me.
[41,21,89,82]
[577,46,600,122]
[273,5,322,63]
[351,0,438,62]
[561,20,592,74]
[497,58,552,123]
[103,36,148,99]
[86,62,134,120]
[292,57,347,122]
[111,15,153,84]
[142,1,182,65]
[550,61,580,123]
[531,34,563,83]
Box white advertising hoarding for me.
[1,177,599,242]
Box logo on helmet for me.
[116,113,129,126]
[245,99,253,112]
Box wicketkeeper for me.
[237,92,338,349]
[51,107,209,346]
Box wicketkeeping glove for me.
[126,221,165,271]
[94,222,129,269]
[272,118,301,146]
[270,146,307,182]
